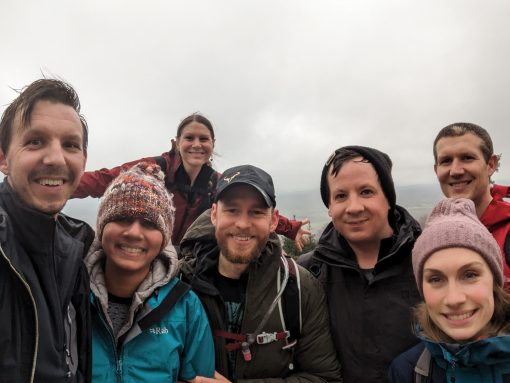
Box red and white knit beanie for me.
[96,162,175,248]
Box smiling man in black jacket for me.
[179,165,342,383]
[0,79,94,382]
[299,146,422,383]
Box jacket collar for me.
[85,237,179,338]
[0,180,58,254]
[420,331,510,368]
[313,205,421,269]
[480,195,510,231]
[0,180,94,255]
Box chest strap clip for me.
[256,331,290,344]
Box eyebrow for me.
[23,126,81,137]
[438,149,479,158]
[358,183,377,189]
[20,127,50,137]
[424,261,485,273]
[220,200,269,209]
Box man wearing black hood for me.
[299,146,421,383]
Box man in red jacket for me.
[433,122,510,290]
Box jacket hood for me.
[480,185,510,231]
[180,208,217,245]
[85,237,179,337]
[491,184,510,201]
[314,205,421,268]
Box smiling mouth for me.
[346,219,368,225]
[38,178,65,186]
[444,310,476,321]
[118,245,145,254]
[232,235,252,241]
[449,180,471,189]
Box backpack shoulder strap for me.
[278,256,302,342]
[138,280,191,331]
[414,347,432,383]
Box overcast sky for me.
[2,0,510,197]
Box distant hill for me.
[276,184,444,234]
[64,181,508,235]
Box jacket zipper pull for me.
[241,342,252,362]
[117,359,122,376]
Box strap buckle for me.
[256,331,290,344]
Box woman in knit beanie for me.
[84,162,214,382]
[389,198,510,383]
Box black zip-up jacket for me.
[0,181,94,383]
[299,206,421,383]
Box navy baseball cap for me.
[216,165,276,207]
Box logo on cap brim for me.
[223,172,241,183]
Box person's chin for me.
[188,158,207,167]
[445,182,473,197]
[226,243,258,264]
[31,197,67,215]
[343,229,370,243]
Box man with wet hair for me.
[433,122,510,289]
[0,79,93,382]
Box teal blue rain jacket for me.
[91,277,215,382]
[85,240,214,383]
[424,334,510,382]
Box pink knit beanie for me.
[96,162,175,249]
[412,197,503,295]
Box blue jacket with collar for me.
[86,240,215,383]
[389,333,510,383]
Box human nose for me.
[235,213,251,230]
[42,141,66,166]
[449,158,465,177]
[444,281,466,307]
[123,220,144,239]
[345,195,364,214]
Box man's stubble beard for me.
[216,230,270,265]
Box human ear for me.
[0,150,9,175]
[487,154,498,176]
[211,204,218,226]
[269,208,278,232]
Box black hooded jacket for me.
[299,205,421,383]
[0,181,94,383]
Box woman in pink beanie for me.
[389,197,510,383]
